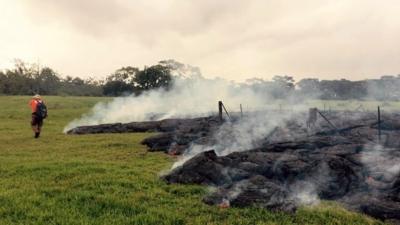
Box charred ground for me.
[68,109,400,224]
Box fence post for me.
[218,101,223,122]
[378,106,381,143]
[307,108,318,128]
[240,104,243,118]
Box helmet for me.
[33,94,41,99]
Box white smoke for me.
[63,66,310,169]
[63,76,272,132]
[291,181,320,206]
[361,144,400,182]
[288,162,331,206]
[172,111,300,168]
[64,71,311,171]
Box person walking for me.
[29,94,47,138]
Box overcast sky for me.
[1,0,399,81]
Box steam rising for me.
[64,71,400,210]
[64,76,269,132]
[65,74,322,206]
[362,144,400,182]
[172,111,296,168]
[291,181,320,205]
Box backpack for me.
[36,101,48,119]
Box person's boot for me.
[34,132,40,138]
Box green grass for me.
[264,99,400,112]
[0,96,387,225]
[305,99,400,111]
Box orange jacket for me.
[29,99,42,113]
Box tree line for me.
[0,60,173,96]
[0,60,103,96]
[0,59,399,100]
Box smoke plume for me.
[64,76,274,132]
[172,111,298,168]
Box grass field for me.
[0,96,387,225]
[246,99,400,112]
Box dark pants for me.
[31,113,43,127]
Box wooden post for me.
[307,108,318,128]
[317,110,338,131]
[240,104,243,118]
[221,102,231,121]
[378,106,381,143]
[218,101,223,122]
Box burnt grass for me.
[68,111,400,223]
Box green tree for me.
[103,81,134,96]
[103,66,139,96]
[297,78,320,98]
[268,75,295,98]
[272,75,295,90]
[35,67,61,95]
[106,66,139,84]
[133,65,172,91]
[0,71,6,94]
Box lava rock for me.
[164,112,400,221]
[204,175,297,213]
